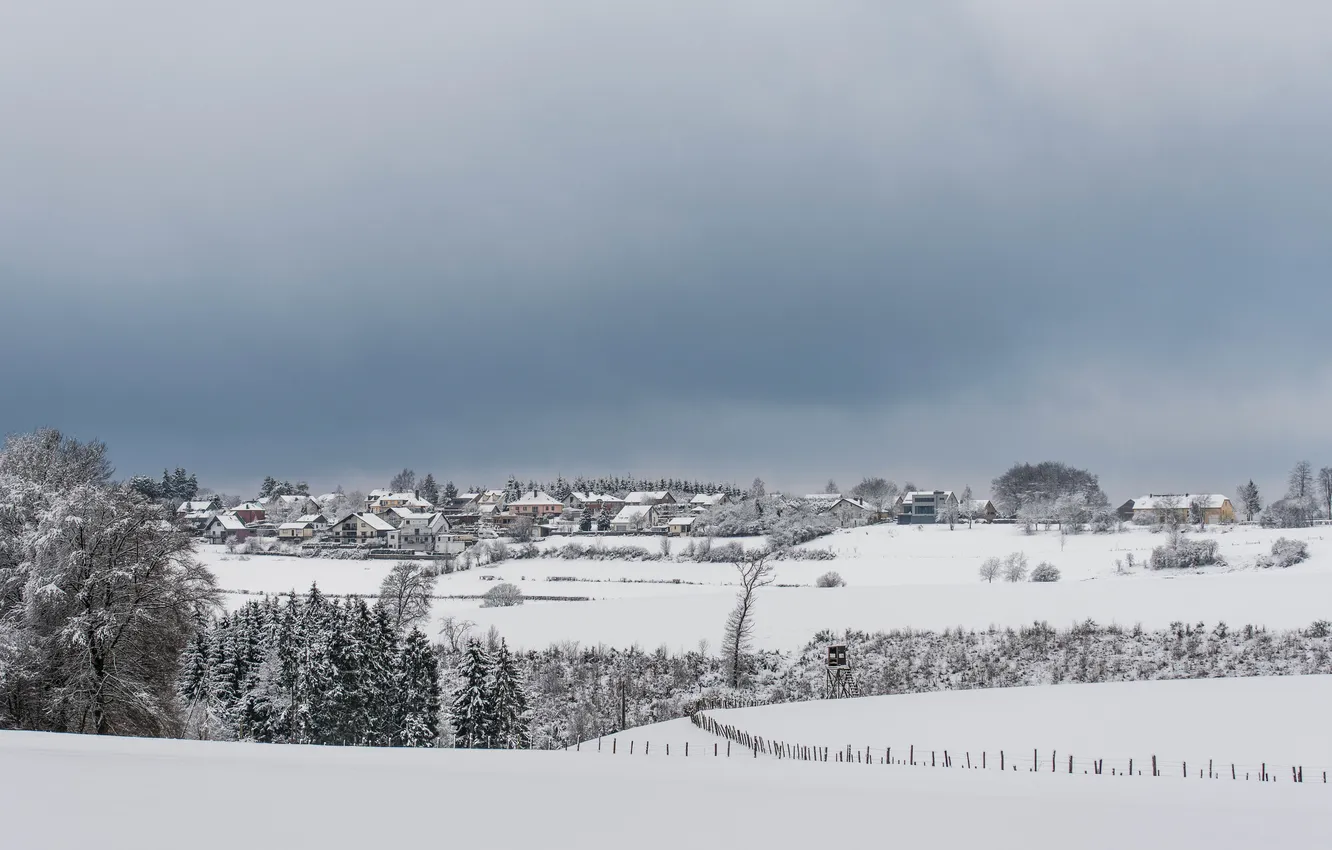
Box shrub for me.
[1029,562,1061,582]
[1256,537,1310,569]
[1150,539,1223,570]
[481,582,524,608]
[1308,620,1331,638]
[816,571,846,588]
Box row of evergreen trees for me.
[127,467,200,503]
[451,640,531,749]
[178,587,439,747]
[502,475,742,503]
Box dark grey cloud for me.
[2,1,1331,499]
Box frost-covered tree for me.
[0,431,219,736]
[722,552,774,687]
[488,639,530,749]
[1288,460,1313,500]
[443,481,459,501]
[850,477,898,518]
[451,640,495,748]
[390,468,417,493]
[991,461,1107,518]
[1237,480,1262,522]
[978,557,1002,583]
[1318,467,1332,521]
[750,478,767,498]
[481,582,523,608]
[394,629,441,747]
[378,562,438,633]
[1002,552,1029,582]
[824,479,839,495]
[419,474,439,506]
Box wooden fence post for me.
[1069,755,1073,774]
[1152,755,1156,777]
[613,739,616,754]
[1000,751,1004,771]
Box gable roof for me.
[207,514,248,531]
[624,491,670,504]
[690,493,727,506]
[668,515,697,526]
[511,490,563,507]
[296,513,327,524]
[332,512,395,531]
[612,505,656,522]
[232,502,265,512]
[1130,494,1230,511]
[278,521,313,530]
[176,499,219,513]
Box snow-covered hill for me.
[3,727,1327,850]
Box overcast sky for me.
[2,1,1330,501]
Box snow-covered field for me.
[201,523,1332,651]
[3,728,1328,850]
[582,677,1332,779]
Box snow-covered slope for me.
[3,729,1327,849]
[201,523,1332,651]
[582,677,1332,777]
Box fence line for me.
[565,710,1330,785]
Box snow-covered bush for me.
[1255,537,1309,569]
[815,571,846,588]
[481,582,524,608]
[1088,509,1119,534]
[1029,562,1061,582]
[1150,539,1223,570]
[698,495,839,546]
[771,547,836,561]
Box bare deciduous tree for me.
[722,551,774,687]
[438,615,476,654]
[978,556,1002,583]
[481,582,523,608]
[509,516,534,543]
[378,561,438,633]
[1318,467,1332,520]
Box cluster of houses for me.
[175,485,1244,557]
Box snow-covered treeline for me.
[462,618,1332,749]
[179,589,440,746]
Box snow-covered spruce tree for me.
[488,639,531,749]
[393,629,441,747]
[451,639,495,748]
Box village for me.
[179,481,1250,561]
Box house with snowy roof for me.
[204,513,250,544]
[327,512,395,543]
[895,491,960,524]
[610,504,659,532]
[624,491,675,506]
[1126,494,1234,525]
[229,502,266,524]
[667,515,697,536]
[689,492,729,510]
[367,491,434,514]
[509,491,566,519]
[176,497,222,515]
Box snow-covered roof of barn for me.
[1131,494,1229,510]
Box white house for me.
[610,504,659,532]
[689,492,729,510]
[896,491,960,524]
[327,512,395,544]
[278,520,317,541]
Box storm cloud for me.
[2,1,1331,499]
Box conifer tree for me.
[419,474,439,505]
[451,640,494,748]
[443,480,458,500]
[489,639,530,749]
[395,629,441,747]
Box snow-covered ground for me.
[200,523,1332,651]
[4,728,1328,849]
[582,677,1332,779]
